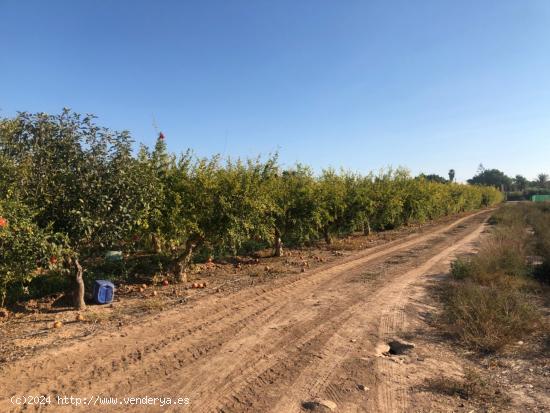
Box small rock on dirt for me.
[302,399,337,412]
[356,384,369,391]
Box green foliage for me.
[0,110,151,251]
[536,173,548,188]
[418,173,447,184]
[467,168,512,191]
[0,110,156,307]
[0,199,63,306]
[513,174,528,191]
[269,165,321,246]
[149,161,503,253]
[0,110,505,305]
[450,259,474,280]
[316,169,349,243]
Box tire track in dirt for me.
[0,210,491,413]
[180,213,491,413]
[205,213,490,413]
[371,218,488,413]
[250,215,489,413]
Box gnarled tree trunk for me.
[274,228,283,257]
[324,227,332,245]
[174,241,195,283]
[152,233,162,254]
[72,258,86,310]
[363,219,371,236]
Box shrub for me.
[451,224,529,286]
[445,203,546,353]
[443,281,539,352]
[488,203,527,227]
[527,204,550,283]
[450,258,476,280]
[475,230,528,275]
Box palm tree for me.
[448,169,455,183]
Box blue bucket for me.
[92,280,115,304]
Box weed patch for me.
[443,281,539,352]
[444,203,546,353]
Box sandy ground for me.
[1,210,547,412]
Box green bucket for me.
[105,250,123,262]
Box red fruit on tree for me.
[50,256,58,265]
[159,132,165,140]
[0,217,7,227]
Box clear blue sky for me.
[1,0,549,182]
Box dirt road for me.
[0,211,492,413]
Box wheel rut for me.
[0,211,491,413]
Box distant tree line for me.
[418,164,548,200]
[466,164,548,199]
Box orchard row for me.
[0,110,503,308]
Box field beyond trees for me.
[0,110,503,310]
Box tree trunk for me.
[324,227,332,245]
[174,242,195,283]
[363,220,371,236]
[72,258,86,310]
[274,229,283,257]
[175,261,188,283]
[152,233,162,253]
